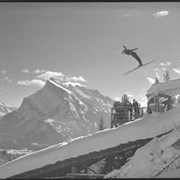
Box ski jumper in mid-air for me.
[121,45,143,67]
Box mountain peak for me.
[45,78,73,95]
[0,78,113,150]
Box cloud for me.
[160,61,171,66]
[147,72,161,85]
[64,82,86,87]
[33,69,46,74]
[66,76,86,82]
[172,68,180,74]
[114,97,121,101]
[37,70,87,86]
[1,70,7,75]
[21,69,46,74]
[17,69,87,88]
[0,71,12,83]
[123,12,139,17]
[153,11,169,17]
[146,77,155,84]
[139,96,147,102]
[21,69,30,73]
[17,79,45,87]
[131,95,147,107]
[18,70,87,87]
[126,91,134,98]
[37,71,65,81]
[2,76,12,83]
[139,98,147,107]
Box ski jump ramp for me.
[0,104,180,178]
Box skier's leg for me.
[131,52,143,66]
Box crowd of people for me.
[113,99,141,120]
[127,99,141,120]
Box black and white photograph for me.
[0,2,180,178]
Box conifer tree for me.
[121,94,130,106]
[98,115,105,131]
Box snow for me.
[0,102,16,117]
[6,149,33,155]
[0,78,112,150]
[73,86,92,99]
[49,79,73,95]
[147,79,180,98]
[0,112,6,117]
[105,129,180,178]
[1,103,180,178]
[69,101,79,118]
[73,95,88,111]
[44,118,55,126]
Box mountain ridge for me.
[0,78,113,150]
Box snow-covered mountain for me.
[0,102,16,117]
[0,78,113,150]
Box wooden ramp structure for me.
[8,131,170,179]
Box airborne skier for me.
[121,45,143,67]
[121,45,157,75]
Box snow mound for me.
[105,129,180,178]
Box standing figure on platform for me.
[133,99,139,119]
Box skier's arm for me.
[131,48,138,51]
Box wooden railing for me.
[111,107,148,128]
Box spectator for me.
[133,99,139,119]
[128,102,133,120]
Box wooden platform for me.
[66,173,105,179]
[9,131,171,179]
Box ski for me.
[124,60,157,75]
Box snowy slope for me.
[0,102,16,117]
[1,103,180,178]
[0,78,113,150]
[105,129,180,178]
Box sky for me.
[0,2,180,107]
